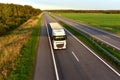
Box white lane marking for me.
[94,35,120,51]
[102,35,110,39]
[65,28,120,77]
[72,51,79,62]
[45,20,60,80]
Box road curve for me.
[51,14,120,51]
[34,13,120,80]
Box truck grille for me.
[57,44,64,48]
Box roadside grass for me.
[59,21,120,71]
[57,13,120,35]
[6,15,42,80]
[0,14,42,80]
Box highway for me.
[51,14,120,51]
[33,14,120,80]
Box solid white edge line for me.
[45,20,60,80]
[72,51,79,62]
[102,35,110,39]
[65,28,120,77]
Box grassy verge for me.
[6,15,42,80]
[0,14,41,80]
[59,21,120,71]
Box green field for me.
[57,13,120,34]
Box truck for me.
[49,22,67,49]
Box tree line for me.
[0,3,42,35]
[46,10,120,14]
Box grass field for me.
[0,13,42,80]
[57,13,120,35]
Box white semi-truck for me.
[49,22,67,49]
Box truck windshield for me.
[53,36,66,41]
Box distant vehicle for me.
[49,22,67,49]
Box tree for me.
[0,3,42,35]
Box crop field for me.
[57,13,120,35]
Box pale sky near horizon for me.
[0,0,120,10]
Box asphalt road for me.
[51,14,120,51]
[33,14,120,80]
[33,14,56,80]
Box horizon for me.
[1,2,120,10]
[0,2,120,11]
[0,0,120,10]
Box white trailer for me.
[49,22,67,49]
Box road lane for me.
[33,15,56,80]
[45,14,120,80]
[45,16,60,80]
[51,14,120,51]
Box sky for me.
[0,0,120,10]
